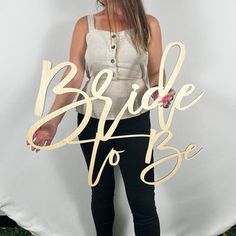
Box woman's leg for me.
[77,113,116,236]
[114,111,161,236]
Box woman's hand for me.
[26,122,58,153]
[152,88,176,108]
[161,88,176,108]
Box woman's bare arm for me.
[45,16,88,127]
[146,15,166,88]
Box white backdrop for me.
[1,0,236,235]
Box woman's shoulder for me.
[145,14,162,34]
[146,14,161,26]
[74,14,89,29]
[71,14,91,38]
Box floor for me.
[0,225,236,236]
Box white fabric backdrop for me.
[1,0,236,235]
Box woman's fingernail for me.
[162,97,168,103]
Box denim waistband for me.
[77,111,151,133]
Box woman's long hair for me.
[96,0,150,54]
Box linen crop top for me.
[75,14,150,120]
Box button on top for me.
[111,59,115,63]
[112,34,116,38]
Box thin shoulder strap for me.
[87,14,95,31]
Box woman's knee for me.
[91,185,115,206]
[127,186,157,216]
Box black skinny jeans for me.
[77,111,160,236]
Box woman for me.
[27,0,175,235]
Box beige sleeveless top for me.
[75,14,150,120]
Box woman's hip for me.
[77,110,151,136]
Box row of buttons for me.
[111,34,116,63]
